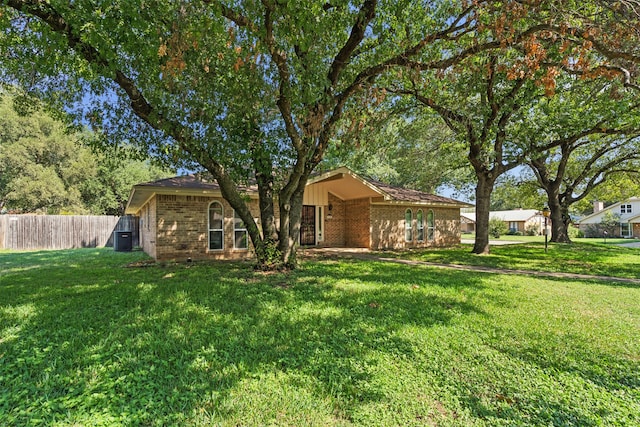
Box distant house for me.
[125,167,471,261]
[577,198,640,238]
[460,211,476,233]
[461,209,546,235]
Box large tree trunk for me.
[277,168,310,268]
[473,173,496,254]
[251,139,280,267]
[549,201,572,243]
[541,179,572,244]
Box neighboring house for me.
[460,212,476,233]
[491,209,546,234]
[460,209,546,235]
[125,167,470,261]
[577,198,640,238]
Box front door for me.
[300,205,316,246]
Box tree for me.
[529,132,640,243]
[81,152,174,215]
[1,1,542,268]
[0,94,94,213]
[0,92,172,214]
[522,70,640,243]
[490,172,545,211]
[323,109,469,193]
[390,1,640,253]
[3,1,640,265]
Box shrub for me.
[568,226,584,238]
[525,224,539,236]
[489,218,507,238]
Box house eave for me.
[370,200,470,209]
[124,185,258,215]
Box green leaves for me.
[0,93,173,214]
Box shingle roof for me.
[489,209,541,222]
[137,174,257,192]
[461,210,545,223]
[126,167,470,214]
[368,179,467,205]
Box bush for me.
[489,218,508,238]
[583,223,620,238]
[525,224,539,236]
[568,226,584,238]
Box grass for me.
[1,248,639,426]
[462,232,640,245]
[389,239,640,279]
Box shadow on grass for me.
[384,241,640,281]
[1,249,638,425]
[1,249,487,424]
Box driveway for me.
[617,241,640,248]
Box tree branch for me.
[327,0,377,87]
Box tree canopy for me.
[0,93,172,214]
[2,1,640,265]
[385,2,640,252]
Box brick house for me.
[125,167,470,261]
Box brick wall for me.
[323,193,346,247]
[345,198,370,247]
[152,194,259,261]
[370,205,460,250]
[634,223,640,238]
[141,192,462,259]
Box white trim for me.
[578,197,640,223]
[427,209,435,241]
[306,166,391,199]
[316,205,324,242]
[405,208,413,242]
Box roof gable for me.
[307,167,469,206]
[578,197,640,223]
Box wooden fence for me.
[0,215,139,250]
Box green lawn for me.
[1,248,639,426]
[389,239,640,279]
[462,232,640,245]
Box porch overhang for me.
[306,167,388,201]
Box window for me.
[234,210,248,249]
[621,222,632,238]
[416,210,424,241]
[405,209,413,242]
[509,221,518,232]
[427,210,435,241]
[208,202,223,250]
[621,204,632,214]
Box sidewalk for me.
[461,238,522,245]
[301,247,640,285]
